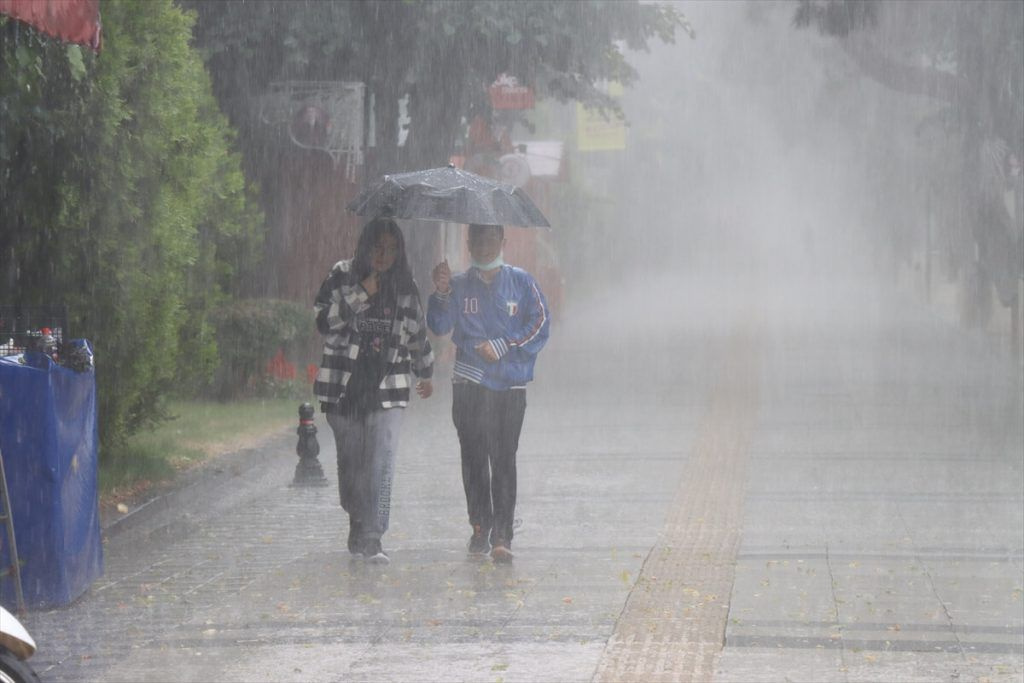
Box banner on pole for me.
[0,0,101,50]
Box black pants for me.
[452,382,526,546]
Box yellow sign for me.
[576,83,626,151]
[576,104,626,151]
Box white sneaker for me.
[363,538,390,565]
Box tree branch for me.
[840,33,965,103]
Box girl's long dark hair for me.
[352,218,418,297]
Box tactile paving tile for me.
[594,331,760,682]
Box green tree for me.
[184,0,690,280]
[794,0,1023,340]
[188,0,688,172]
[0,0,263,458]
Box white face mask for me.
[471,253,504,271]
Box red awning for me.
[0,0,101,51]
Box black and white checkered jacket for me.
[313,259,433,410]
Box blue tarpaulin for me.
[0,342,103,609]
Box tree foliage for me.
[795,0,1023,316]
[793,0,877,37]
[0,0,263,456]
[182,0,690,298]
[185,0,689,202]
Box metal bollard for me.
[291,402,328,487]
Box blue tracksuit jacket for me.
[427,265,550,390]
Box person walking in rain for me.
[314,218,434,564]
[428,224,550,562]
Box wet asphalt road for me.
[19,267,1023,682]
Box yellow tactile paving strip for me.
[593,331,760,683]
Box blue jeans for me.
[327,408,404,541]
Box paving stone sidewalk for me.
[16,273,1024,682]
[21,332,714,682]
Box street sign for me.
[489,74,535,110]
[257,81,365,178]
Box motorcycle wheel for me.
[0,650,41,683]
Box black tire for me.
[0,650,41,683]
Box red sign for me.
[0,0,102,50]
[489,74,534,110]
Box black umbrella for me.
[347,164,550,228]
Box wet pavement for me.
[19,270,1024,682]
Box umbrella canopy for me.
[347,164,550,228]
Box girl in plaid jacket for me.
[313,218,434,563]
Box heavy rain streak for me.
[0,1,1021,682]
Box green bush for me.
[0,1,264,457]
[208,298,314,399]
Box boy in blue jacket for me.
[428,224,550,562]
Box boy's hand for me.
[475,341,499,363]
[432,259,451,294]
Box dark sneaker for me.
[490,541,514,564]
[363,538,390,565]
[468,525,490,555]
[348,518,363,556]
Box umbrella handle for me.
[441,221,457,267]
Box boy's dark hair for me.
[353,218,417,295]
[468,223,504,240]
